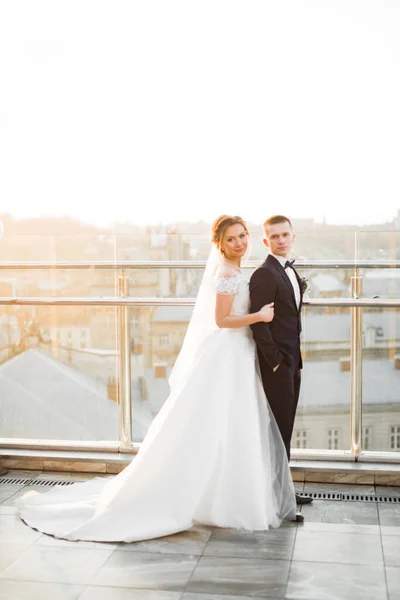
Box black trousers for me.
[259,359,301,460]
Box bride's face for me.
[221,224,248,259]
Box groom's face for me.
[263,221,295,258]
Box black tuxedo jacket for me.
[249,254,303,371]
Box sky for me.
[0,0,399,227]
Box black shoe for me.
[291,512,304,522]
[296,494,313,505]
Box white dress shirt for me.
[270,253,301,310]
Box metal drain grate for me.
[0,477,75,487]
[307,492,342,501]
[0,478,399,502]
[305,491,400,503]
[345,494,399,503]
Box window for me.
[158,334,169,348]
[362,426,372,450]
[328,428,340,450]
[295,430,309,449]
[390,426,400,450]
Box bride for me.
[17,214,297,542]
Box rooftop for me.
[0,471,399,599]
[0,349,153,441]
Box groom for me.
[249,215,312,507]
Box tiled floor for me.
[0,472,399,600]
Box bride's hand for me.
[259,303,274,323]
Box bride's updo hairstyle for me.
[211,215,249,253]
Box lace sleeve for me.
[215,266,241,295]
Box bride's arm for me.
[215,293,273,329]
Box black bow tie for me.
[285,259,295,269]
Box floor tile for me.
[301,500,379,525]
[1,485,52,507]
[0,470,43,480]
[116,525,211,555]
[280,520,301,530]
[0,505,18,515]
[303,483,375,495]
[0,545,113,585]
[79,587,182,600]
[386,566,400,600]
[0,514,42,544]
[375,486,400,498]
[34,534,117,551]
[0,545,30,574]
[382,535,400,567]
[381,526,400,536]
[182,594,280,600]
[0,485,24,504]
[293,530,383,565]
[92,551,198,591]
[36,472,105,482]
[186,556,290,597]
[203,528,295,560]
[300,520,379,535]
[286,561,387,600]
[0,580,83,600]
[379,504,400,527]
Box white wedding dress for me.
[17,265,296,542]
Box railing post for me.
[350,270,363,459]
[118,270,133,451]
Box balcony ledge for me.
[0,448,399,485]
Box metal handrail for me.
[0,297,399,307]
[0,259,400,270]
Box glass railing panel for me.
[2,229,398,269]
[357,230,400,262]
[361,267,400,301]
[361,306,400,453]
[176,230,359,263]
[113,228,361,264]
[130,305,193,442]
[0,233,119,298]
[0,305,119,442]
[127,267,203,298]
[357,231,400,301]
[294,305,352,452]
[0,267,119,299]
[0,233,118,262]
[286,229,358,262]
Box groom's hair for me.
[263,215,292,233]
